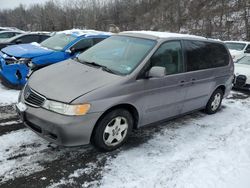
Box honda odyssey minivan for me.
[16,31,234,151]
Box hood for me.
[1,43,54,58]
[229,49,242,55]
[229,50,245,62]
[28,59,121,103]
[235,64,250,76]
[0,39,7,43]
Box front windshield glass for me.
[237,56,250,65]
[41,33,76,51]
[78,36,156,75]
[225,42,246,51]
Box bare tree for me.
[0,0,249,40]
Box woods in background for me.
[0,0,249,40]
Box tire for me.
[205,88,223,114]
[92,109,133,151]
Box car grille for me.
[24,85,46,107]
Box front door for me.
[141,41,188,125]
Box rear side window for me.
[16,35,40,43]
[184,40,229,72]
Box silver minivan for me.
[16,31,234,151]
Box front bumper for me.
[17,104,102,146]
[0,56,29,88]
[17,92,102,146]
[233,74,250,91]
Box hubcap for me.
[103,117,128,147]
[211,93,221,111]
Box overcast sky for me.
[0,0,62,10]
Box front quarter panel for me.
[32,51,71,66]
[72,78,146,127]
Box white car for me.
[234,55,250,90]
[225,41,250,62]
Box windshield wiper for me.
[78,59,118,75]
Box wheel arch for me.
[215,85,226,96]
[90,103,140,142]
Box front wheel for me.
[92,109,133,151]
[205,88,223,114]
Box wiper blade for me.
[101,65,117,74]
[80,60,118,75]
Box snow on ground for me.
[99,94,250,188]
[0,83,19,106]
[0,128,89,183]
[1,86,250,187]
[0,129,49,182]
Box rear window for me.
[184,40,229,72]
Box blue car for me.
[0,30,111,89]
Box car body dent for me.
[0,33,110,88]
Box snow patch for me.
[0,83,19,106]
[56,29,112,37]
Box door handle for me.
[179,80,185,86]
[191,78,196,84]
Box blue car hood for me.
[1,43,54,58]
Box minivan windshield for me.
[78,36,156,75]
[225,42,246,51]
[237,56,250,65]
[41,33,76,51]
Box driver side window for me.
[245,45,250,52]
[71,38,93,52]
[150,41,183,75]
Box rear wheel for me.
[205,88,223,114]
[92,109,133,151]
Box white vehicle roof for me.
[0,27,23,32]
[224,41,250,44]
[0,30,24,34]
[56,29,112,37]
[122,31,206,40]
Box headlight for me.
[18,58,31,64]
[6,58,31,65]
[43,100,91,116]
[27,61,35,69]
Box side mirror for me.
[147,66,166,78]
[15,39,22,44]
[65,49,72,54]
[65,48,76,54]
